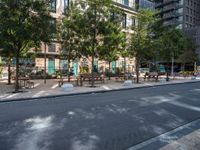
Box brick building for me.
[34,0,138,76]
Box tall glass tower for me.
[155,0,200,30]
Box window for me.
[122,14,127,29]
[132,18,136,27]
[126,16,132,27]
[50,19,57,38]
[186,15,189,22]
[123,0,129,6]
[64,0,69,8]
[48,44,56,52]
[49,0,56,12]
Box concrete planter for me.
[62,84,74,92]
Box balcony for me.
[162,11,181,19]
[155,0,181,8]
[158,3,183,14]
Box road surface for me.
[0,82,200,150]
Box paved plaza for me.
[0,77,199,101]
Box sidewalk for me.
[128,119,200,150]
[0,77,199,102]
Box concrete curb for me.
[126,117,200,150]
[0,80,200,103]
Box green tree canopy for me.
[59,1,83,81]
[0,0,54,92]
[128,9,155,83]
[178,37,198,64]
[76,0,124,86]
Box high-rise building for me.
[135,0,155,10]
[184,25,200,60]
[155,0,184,29]
[155,0,200,60]
[155,0,200,30]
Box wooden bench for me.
[115,74,124,81]
[13,77,35,89]
[144,72,159,81]
[79,74,104,86]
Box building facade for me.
[155,0,184,29]
[184,26,200,60]
[155,0,200,29]
[155,0,200,60]
[34,0,138,76]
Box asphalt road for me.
[0,82,200,150]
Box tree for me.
[158,27,185,80]
[0,0,54,92]
[99,15,126,79]
[143,20,162,64]
[128,9,155,83]
[77,0,121,87]
[178,37,198,71]
[0,49,13,84]
[59,1,82,82]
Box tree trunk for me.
[91,55,95,87]
[7,58,11,85]
[108,61,111,80]
[135,58,140,83]
[124,57,126,80]
[171,54,174,77]
[166,62,170,81]
[124,57,126,73]
[59,58,62,80]
[44,43,47,84]
[90,5,97,87]
[182,63,185,71]
[14,50,20,92]
[67,55,71,82]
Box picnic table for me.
[144,72,160,81]
[15,77,34,88]
[79,73,104,86]
[115,73,136,82]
